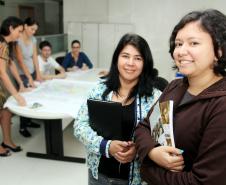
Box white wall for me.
[63,0,108,33]
[64,0,226,80]
[67,22,133,68]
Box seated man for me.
[62,40,93,71]
[38,41,66,80]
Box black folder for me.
[87,99,123,140]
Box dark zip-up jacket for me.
[135,77,226,185]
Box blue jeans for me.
[19,72,36,130]
[20,72,36,87]
[89,171,128,185]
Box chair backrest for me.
[155,77,169,92]
[55,56,65,66]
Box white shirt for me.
[38,55,61,75]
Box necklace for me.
[114,91,127,99]
[113,92,128,106]
[118,93,127,99]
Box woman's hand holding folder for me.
[109,140,136,164]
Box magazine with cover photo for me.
[149,100,175,147]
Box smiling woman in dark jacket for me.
[135,9,226,185]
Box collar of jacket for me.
[161,76,226,109]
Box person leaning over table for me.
[38,40,66,80]
[135,9,226,185]
[14,17,43,138]
[0,16,28,156]
[62,40,93,71]
[15,17,43,87]
[74,33,166,185]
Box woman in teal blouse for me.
[74,33,162,185]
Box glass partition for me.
[36,34,68,54]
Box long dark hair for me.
[24,17,39,27]
[0,16,23,59]
[169,9,226,76]
[102,33,158,101]
[0,16,23,36]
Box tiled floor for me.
[0,116,88,185]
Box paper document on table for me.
[149,100,175,147]
[66,68,106,82]
[29,80,91,101]
[4,79,95,118]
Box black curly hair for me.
[169,9,226,76]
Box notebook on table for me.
[87,99,123,140]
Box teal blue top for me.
[74,82,161,184]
